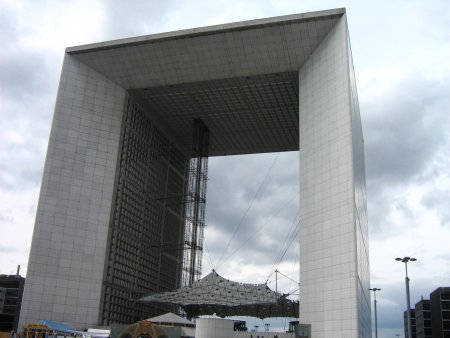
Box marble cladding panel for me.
[299,15,364,338]
[19,54,126,330]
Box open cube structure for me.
[19,8,370,338]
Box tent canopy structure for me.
[37,320,77,333]
[146,313,195,327]
[117,321,167,338]
[22,320,88,338]
[140,271,298,319]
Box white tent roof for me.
[147,312,194,326]
[140,271,298,319]
[141,271,279,306]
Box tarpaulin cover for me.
[37,320,77,334]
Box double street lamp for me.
[395,256,417,338]
[369,287,381,338]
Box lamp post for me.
[395,256,417,338]
[369,287,381,338]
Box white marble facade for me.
[19,55,125,329]
[19,9,370,337]
[299,16,370,338]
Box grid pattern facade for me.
[415,299,432,338]
[129,72,299,156]
[101,97,188,324]
[182,120,209,286]
[0,275,25,332]
[70,13,341,89]
[348,24,371,338]
[299,15,370,338]
[19,55,125,330]
[404,309,417,338]
[431,287,450,338]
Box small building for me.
[147,313,195,338]
[415,299,432,338]
[406,286,450,338]
[0,274,25,332]
[430,287,450,338]
[404,308,416,338]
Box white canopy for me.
[147,312,195,327]
[140,271,298,319]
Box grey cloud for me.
[206,211,299,270]
[0,3,60,193]
[364,76,449,186]
[0,3,56,99]
[0,106,51,191]
[0,51,57,100]
[207,152,298,207]
[205,152,299,269]
[0,244,20,253]
[0,163,44,191]
[421,187,450,227]
[364,74,450,235]
[0,214,14,224]
[99,0,177,39]
[366,187,408,239]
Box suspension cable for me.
[276,225,300,268]
[215,153,280,267]
[263,212,299,283]
[275,213,300,264]
[284,248,299,331]
[266,269,299,286]
[203,240,214,271]
[223,193,298,266]
[277,270,299,285]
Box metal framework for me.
[101,97,188,324]
[100,98,209,324]
[141,271,299,319]
[182,119,209,287]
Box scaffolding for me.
[102,97,187,324]
[182,119,209,287]
[101,97,210,324]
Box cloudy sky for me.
[0,0,449,336]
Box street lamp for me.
[369,287,381,338]
[395,256,417,338]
